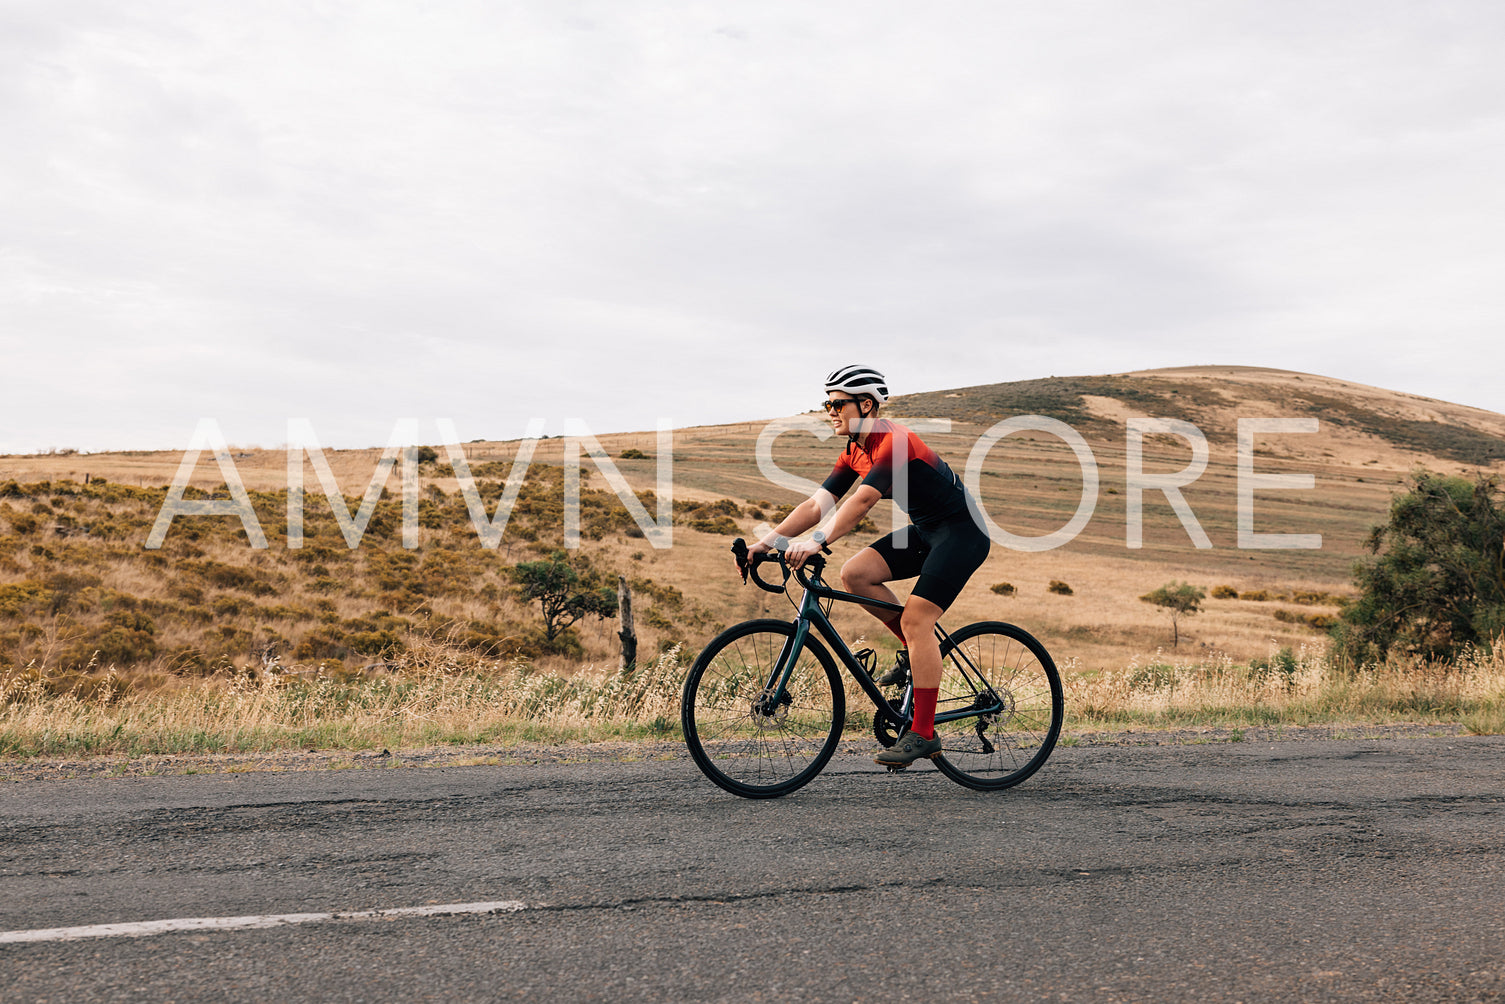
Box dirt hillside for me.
[3,366,1501,675]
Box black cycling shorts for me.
[866,516,991,611]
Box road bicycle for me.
[680,538,1064,798]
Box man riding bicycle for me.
[742,364,992,767]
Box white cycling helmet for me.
[824,364,889,405]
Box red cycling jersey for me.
[820,419,974,531]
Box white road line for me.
[0,900,527,945]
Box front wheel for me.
[681,619,845,798]
[930,622,1063,791]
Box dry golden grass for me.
[3,638,1499,760]
[1066,643,1505,736]
[2,366,1503,758]
[0,642,689,758]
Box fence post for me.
[618,575,638,674]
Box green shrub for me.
[1128,663,1178,692]
[165,646,212,676]
[0,581,49,617]
[1140,581,1206,648]
[42,571,103,615]
[1274,608,1335,630]
[1250,647,1299,691]
[990,582,1016,597]
[30,671,132,703]
[1211,585,1239,600]
[512,551,618,644]
[535,626,584,658]
[1047,580,1073,596]
[630,577,684,608]
[107,610,156,634]
[189,560,275,595]
[345,630,403,656]
[213,595,253,617]
[170,583,205,605]
[688,515,740,535]
[676,498,743,536]
[295,627,350,660]
[69,611,159,668]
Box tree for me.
[511,551,618,644]
[1332,471,1505,666]
[1140,581,1206,648]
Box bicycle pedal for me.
[880,761,910,772]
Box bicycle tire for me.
[929,621,1063,791]
[681,619,846,799]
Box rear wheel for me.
[681,619,845,798]
[930,622,1063,791]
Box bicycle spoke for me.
[930,622,1063,790]
[682,620,844,798]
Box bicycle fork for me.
[751,618,811,724]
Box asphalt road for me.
[3,734,1504,1003]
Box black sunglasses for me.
[822,397,860,414]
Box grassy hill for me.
[3,366,1503,690]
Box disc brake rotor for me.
[970,688,1012,754]
[751,687,792,728]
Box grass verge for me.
[3,644,1502,762]
[1065,645,1505,735]
[1,646,685,759]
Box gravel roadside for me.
[0,720,1474,782]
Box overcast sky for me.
[3,1,1504,454]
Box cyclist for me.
[743,364,992,767]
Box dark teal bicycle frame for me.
[760,569,1006,731]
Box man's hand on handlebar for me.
[732,536,832,593]
[737,538,773,582]
[783,538,822,571]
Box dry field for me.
[3,366,1503,755]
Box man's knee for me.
[840,554,885,592]
[900,603,941,638]
[840,563,874,592]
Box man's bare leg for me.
[839,548,904,632]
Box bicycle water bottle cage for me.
[854,648,876,676]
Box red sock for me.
[884,618,906,646]
[911,687,938,740]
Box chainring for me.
[872,705,907,748]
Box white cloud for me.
[3,0,1504,453]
